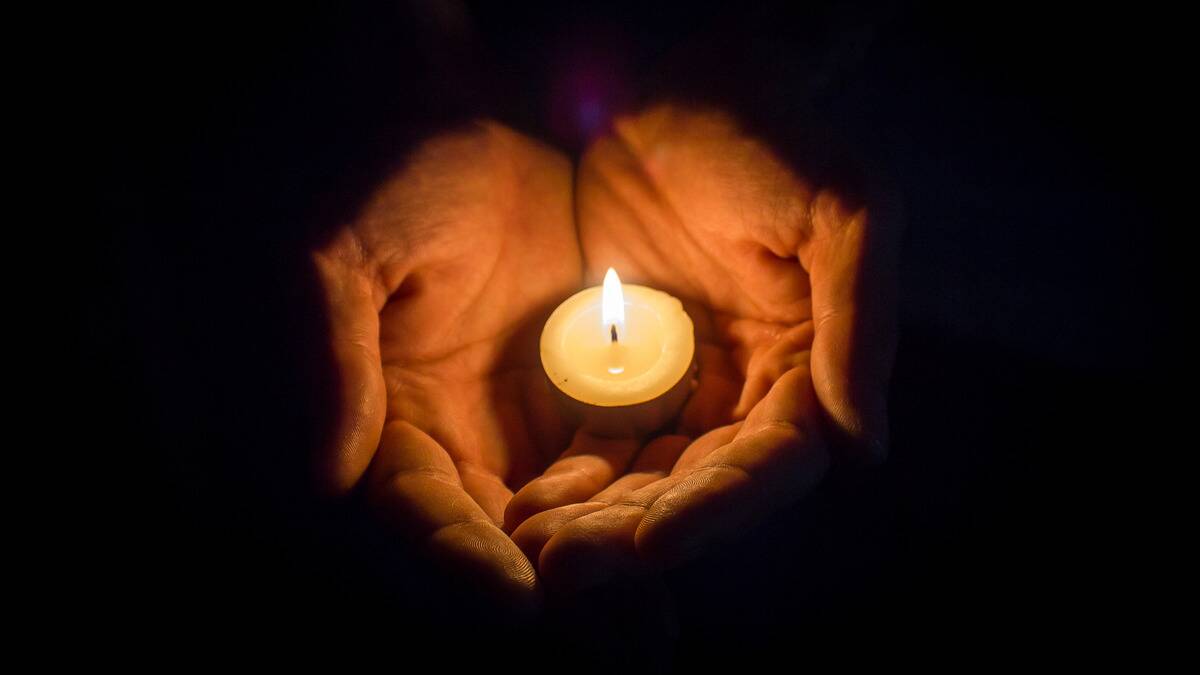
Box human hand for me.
[507,104,900,591]
[312,105,898,604]
[311,121,582,612]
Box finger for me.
[635,366,829,567]
[511,435,689,568]
[540,477,682,593]
[369,420,541,613]
[456,460,515,528]
[503,430,641,533]
[542,386,816,590]
[800,190,899,463]
[511,502,609,567]
[311,232,388,496]
[535,430,724,592]
[671,423,741,475]
[732,321,814,419]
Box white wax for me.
[541,281,695,407]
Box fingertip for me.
[503,482,541,533]
[632,484,711,569]
[426,520,545,617]
[632,462,762,568]
[540,505,646,595]
[539,525,612,595]
[312,387,385,499]
[827,388,890,466]
[810,345,892,466]
[510,502,608,567]
[503,479,560,533]
[503,472,604,533]
[503,436,643,532]
[312,454,365,500]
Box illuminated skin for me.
[313,105,899,606]
[312,122,581,611]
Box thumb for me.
[801,189,901,464]
[311,230,388,495]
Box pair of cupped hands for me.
[312,103,898,613]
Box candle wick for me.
[611,324,618,344]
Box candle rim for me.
[541,283,695,407]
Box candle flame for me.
[602,267,625,329]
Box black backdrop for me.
[88,0,1162,665]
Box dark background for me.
[87,0,1162,664]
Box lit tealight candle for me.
[541,268,697,437]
